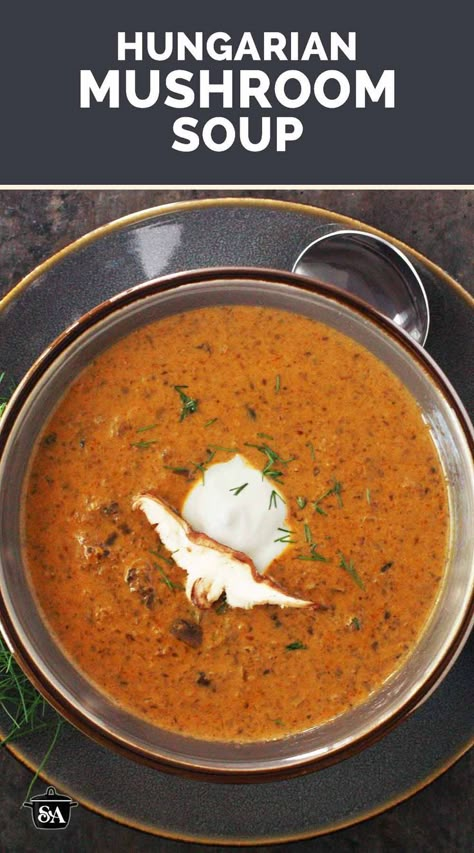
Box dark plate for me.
[0,199,472,844]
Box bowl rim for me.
[0,265,473,782]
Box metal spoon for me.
[292,229,430,345]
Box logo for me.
[23,785,78,830]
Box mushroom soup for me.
[23,305,448,741]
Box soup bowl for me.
[0,268,473,780]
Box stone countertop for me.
[0,189,472,852]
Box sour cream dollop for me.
[182,454,288,574]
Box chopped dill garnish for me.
[230,483,248,496]
[191,460,208,484]
[149,548,174,567]
[257,432,274,440]
[274,527,296,544]
[245,441,295,484]
[164,465,190,475]
[174,385,198,422]
[166,445,235,485]
[366,488,371,504]
[152,561,184,591]
[130,439,159,449]
[339,552,365,589]
[263,467,284,483]
[275,374,281,393]
[297,528,329,561]
[333,481,343,507]
[306,441,316,461]
[272,718,285,726]
[313,480,343,513]
[268,489,285,510]
[351,616,361,630]
[296,544,329,562]
[296,496,307,509]
[204,418,218,428]
[245,405,257,421]
[380,561,394,573]
[136,423,159,433]
[286,641,307,651]
[190,448,217,484]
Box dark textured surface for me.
[0,190,472,851]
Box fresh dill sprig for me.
[296,545,329,563]
[339,552,365,589]
[263,466,284,483]
[190,448,217,484]
[313,480,343,514]
[366,488,371,504]
[274,527,296,544]
[275,374,281,393]
[191,460,209,484]
[0,640,64,799]
[306,441,316,461]
[166,445,236,485]
[204,418,217,428]
[268,489,285,510]
[152,561,184,591]
[136,423,159,433]
[286,641,307,651]
[245,441,295,484]
[174,385,199,422]
[130,439,159,449]
[296,496,307,509]
[296,527,329,562]
[149,548,174,567]
[0,372,65,798]
[25,718,64,801]
[229,483,248,496]
[257,432,274,440]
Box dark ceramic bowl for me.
[0,268,473,780]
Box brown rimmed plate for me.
[0,199,472,843]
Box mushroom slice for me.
[132,493,317,611]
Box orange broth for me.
[23,305,448,741]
